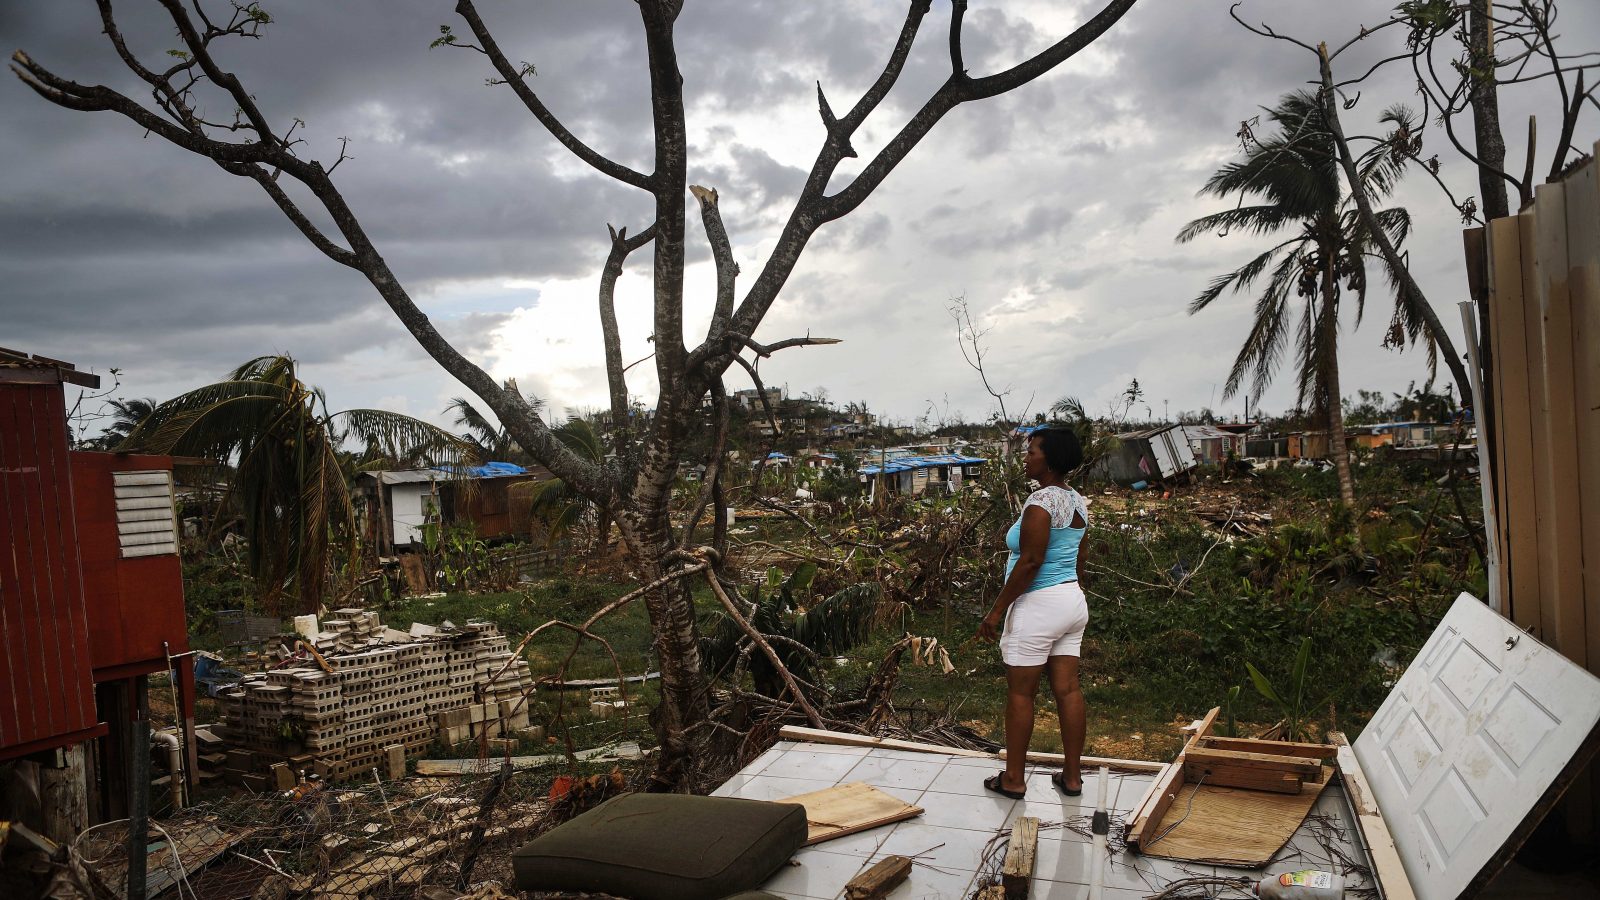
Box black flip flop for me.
[1052,772,1083,797]
[984,773,1026,800]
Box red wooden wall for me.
[0,381,101,760]
[70,452,189,680]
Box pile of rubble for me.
[215,609,536,786]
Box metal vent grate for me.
[113,470,178,557]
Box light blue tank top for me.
[1004,486,1087,592]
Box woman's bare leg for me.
[1046,655,1085,791]
[1002,663,1045,792]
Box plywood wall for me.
[1473,140,1600,834]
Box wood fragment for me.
[1002,817,1038,899]
[844,855,912,900]
[1196,736,1337,759]
[1184,747,1323,776]
[777,725,1165,773]
[1181,762,1303,794]
[1331,732,1418,900]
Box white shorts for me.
[1000,581,1089,666]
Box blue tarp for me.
[859,454,987,476]
[438,461,527,478]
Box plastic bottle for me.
[1254,870,1344,900]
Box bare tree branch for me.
[690,185,739,348]
[600,222,658,455]
[454,0,653,190]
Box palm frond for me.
[1176,205,1294,243]
[336,408,480,468]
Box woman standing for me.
[979,428,1090,798]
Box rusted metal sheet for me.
[0,380,99,760]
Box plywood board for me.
[1486,215,1543,636]
[776,781,923,846]
[1135,773,1332,867]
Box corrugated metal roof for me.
[859,454,988,476]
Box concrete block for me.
[590,701,615,720]
[487,738,516,755]
[519,725,546,743]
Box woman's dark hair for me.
[1032,427,1083,475]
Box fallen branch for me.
[698,553,825,728]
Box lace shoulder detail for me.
[1023,486,1086,529]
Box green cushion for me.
[512,793,807,900]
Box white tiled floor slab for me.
[762,850,867,899]
[843,755,950,792]
[763,748,872,782]
[714,739,1375,900]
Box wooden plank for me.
[997,748,1167,772]
[1520,208,1560,642]
[1182,762,1303,794]
[1127,707,1222,851]
[776,725,1166,773]
[844,855,912,900]
[1196,737,1337,759]
[1568,143,1600,836]
[1533,181,1586,671]
[1183,747,1323,777]
[1487,214,1544,636]
[776,781,923,846]
[1566,145,1600,682]
[1330,732,1416,900]
[1002,816,1038,900]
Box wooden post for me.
[39,744,88,846]
[174,653,200,793]
[1002,816,1039,900]
[128,675,150,900]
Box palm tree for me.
[513,416,611,550]
[1177,90,1416,507]
[122,355,472,613]
[444,388,542,463]
[102,397,158,446]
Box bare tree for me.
[13,0,1138,787]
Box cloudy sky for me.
[3,1,1596,434]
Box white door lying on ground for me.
[1354,593,1600,900]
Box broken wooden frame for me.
[1126,708,1340,844]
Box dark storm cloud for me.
[4,0,1597,424]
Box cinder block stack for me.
[218,610,536,782]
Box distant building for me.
[360,462,554,551]
[859,454,987,500]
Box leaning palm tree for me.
[1177,90,1415,507]
[101,397,158,446]
[444,388,542,463]
[122,355,473,613]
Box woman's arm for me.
[978,504,1052,641]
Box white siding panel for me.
[114,484,172,500]
[115,496,172,511]
[120,530,175,547]
[117,518,174,536]
[113,472,172,487]
[117,507,173,523]
[123,542,179,558]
